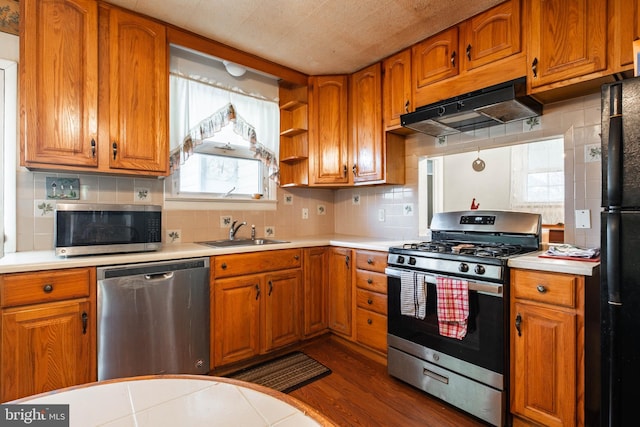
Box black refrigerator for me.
[601,77,640,427]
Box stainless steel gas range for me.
[386,210,541,427]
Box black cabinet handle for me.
[466,44,471,61]
[255,284,261,300]
[112,142,118,160]
[43,284,54,293]
[352,164,357,176]
[404,100,410,113]
[268,280,273,296]
[90,139,96,158]
[343,165,347,177]
[346,255,350,269]
[532,57,538,78]
[81,312,88,335]
[515,313,522,337]
[450,50,456,67]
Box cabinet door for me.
[527,0,607,88]
[511,301,576,427]
[412,27,459,90]
[1,300,92,402]
[213,275,261,366]
[263,270,302,351]
[309,75,349,185]
[20,0,99,168]
[612,0,640,70]
[383,49,412,130]
[328,247,352,336]
[106,7,168,173]
[350,64,383,183]
[461,0,521,71]
[303,248,328,336]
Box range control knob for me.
[397,255,405,264]
[475,264,486,275]
[458,263,469,273]
[408,257,417,266]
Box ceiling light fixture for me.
[222,60,246,77]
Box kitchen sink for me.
[197,238,290,248]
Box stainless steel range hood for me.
[401,78,542,137]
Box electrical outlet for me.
[302,208,309,219]
[378,209,385,222]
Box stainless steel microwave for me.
[54,203,162,257]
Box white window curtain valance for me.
[169,75,280,183]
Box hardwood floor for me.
[290,336,488,427]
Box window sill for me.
[163,197,277,211]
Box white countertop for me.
[1,237,600,277]
[10,375,334,426]
[508,251,600,276]
[0,235,408,274]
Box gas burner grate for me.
[402,241,524,258]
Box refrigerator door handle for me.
[606,211,622,305]
[607,83,623,207]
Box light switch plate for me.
[575,209,591,229]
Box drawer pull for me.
[367,278,373,284]
[367,318,372,325]
[221,263,227,269]
[294,255,299,260]
[536,285,547,293]
[367,299,373,305]
[515,313,522,336]
[43,284,54,293]
[423,367,449,384]
[367,258,373,264]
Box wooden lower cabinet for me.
[0,268,95,402]
[354,250,388,354]
[510,268,587,427]
[303,247,328,336]
[327,247,353,336]
[212,250,303,367]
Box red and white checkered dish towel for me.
[436,276,469,340]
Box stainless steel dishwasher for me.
[97,258,210,381]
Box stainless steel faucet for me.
[229,220,247,240]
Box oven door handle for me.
[385,267,503,296]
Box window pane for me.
[180,154,262,195]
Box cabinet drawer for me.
[355,250,387,273]
[511,269,577,308]
[356,288,387,315]
[355,269,387,294]
[0,268,92,307]
[213,249,302,278]
[356,308,387,353]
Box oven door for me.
[386,266,506,375]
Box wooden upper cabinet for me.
[461,0,521,71]
[413,26,460,90]
[104,7,168,173]
[308,75,349,185]
[382,49,413,130]
[350,64,383,183]
[611,0,640,71]
[20,0,99,168]
[527,0,607,89]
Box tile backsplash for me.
[13,93,602,252]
